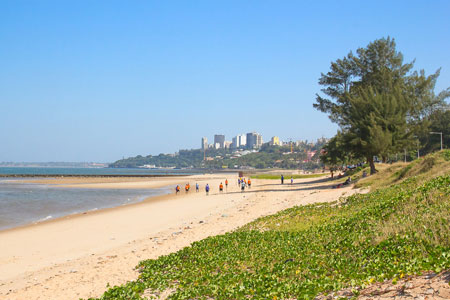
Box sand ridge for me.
[0,174,356,300]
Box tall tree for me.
[314,37,447,174]
[345,83,410,172]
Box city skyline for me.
[201,132,325,151]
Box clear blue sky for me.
[1,0,449,162]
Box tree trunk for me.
[367,156,377,174]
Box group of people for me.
[175,179,230,195]
[237,177,251,191]
[280,175,294,185]
[334,176,352,189]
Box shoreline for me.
[0,188,174,235]
[1,174,226,233]
[0,174,359,300]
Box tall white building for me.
[238,134,247,147]
[232,134,247,148]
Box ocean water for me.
[0,178,171,231]
[0,167,201,176]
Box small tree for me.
[320,132,351,177]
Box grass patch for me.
[251,173,325,180]
[355,150,450,191]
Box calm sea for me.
[0,167,199,231]
[0,167,201,176]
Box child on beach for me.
[196,183,199,192]
[238,178,241,186]
[225,179,228,189]
[241,181,245,192]
[185,183,190,192]
[205,183,210,195]
[247,178,251,188]
[175,185,180,194]
[219,182,223,192]
[281,175,284,184]
[291,177,293,185]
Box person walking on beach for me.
[219,182,224,192]
[281,175,284,184]
[205,183,210,195]
[241,180,245,192]
[225,179,228,190]
[238,178,241,186]
[185,183,190,193]
[175,185,180,194]
[196,183,199,192]
[248,178,251,188]
[291,176,293,185]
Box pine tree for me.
[314,37,448,174]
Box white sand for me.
[0,174,358,300]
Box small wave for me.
[36,215,53,223]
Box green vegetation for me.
[355,150,450,190]
[109,149,205,169]
[250,173,325,180]
[315,37,449,174]
[110,143,326,170]
[87,151,450,300]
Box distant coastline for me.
[0,166,210,177]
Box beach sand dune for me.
[0,174,357,300]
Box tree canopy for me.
[315,37,448,174]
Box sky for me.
[1,0,449,162]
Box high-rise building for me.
[214,134,225,148]
[231,136,238,149]
[232,134,247,149]
[238,134,247,147]
[201,137,208,150]
[246,132,263,149]
[270,136,281,146]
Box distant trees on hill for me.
[109,142,326,170]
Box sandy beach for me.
[0,174,358,300]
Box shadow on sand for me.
[226,177,346,195]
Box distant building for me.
[270,136,281,146]
[238,134,247,147]
[214,142,221,149]
[201,137,208,150]
[231,136,238,149]
[214,134,225,148]
[224,141,232,149]
[317,137,329,144]
[306,150,317,161]
[232,134,247,149]
[246,132,263,149]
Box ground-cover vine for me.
[87,162,450,300]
